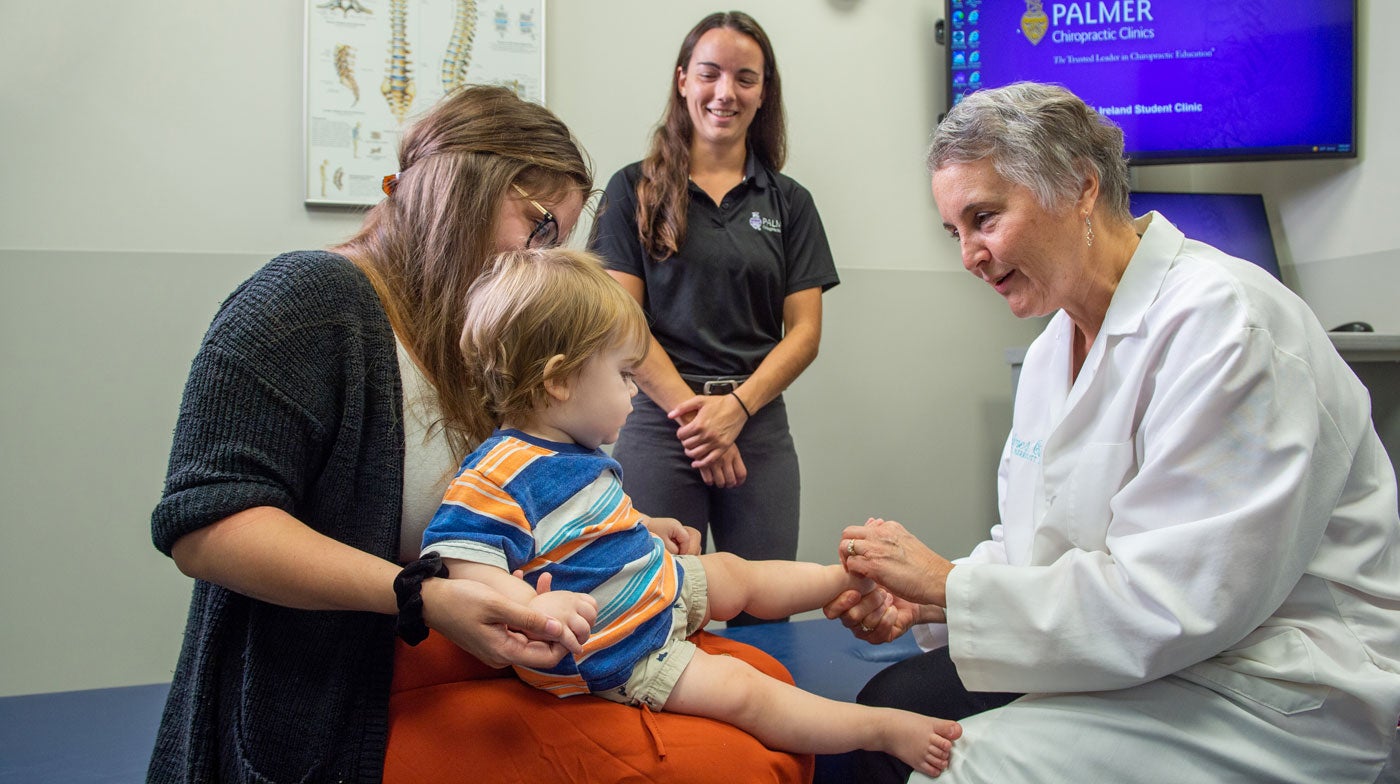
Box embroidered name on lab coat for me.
[1011,434,1044,464]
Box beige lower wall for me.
[0,249,265,696]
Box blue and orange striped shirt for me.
[421,430,683,695]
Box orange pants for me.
[386,629,814,783]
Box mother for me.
[150,85,809,782]
[829,82,1400,782]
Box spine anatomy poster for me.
[305,0,545,206]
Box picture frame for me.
[303,0,546,207]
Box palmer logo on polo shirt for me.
[748,211,782,233]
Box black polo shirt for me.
[590,156,839,378]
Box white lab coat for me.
[911,214,1400,783]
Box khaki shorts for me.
[596,554,708,711]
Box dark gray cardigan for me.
[150,251,405,783]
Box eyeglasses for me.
[511,184,560,249]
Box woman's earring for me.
[1085,215,1095,247]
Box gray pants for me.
[613,394,800,617]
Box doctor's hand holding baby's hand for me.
[839,517,956,608]
[826,517,955,642]
[825,589,940,644]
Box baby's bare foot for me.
[884,710,961,778]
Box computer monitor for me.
[944,0,1358,165]
[1129,191,1281,280]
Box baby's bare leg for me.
[700,552,874,623]
[664,649,961,777]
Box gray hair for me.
[928,82,1131,222]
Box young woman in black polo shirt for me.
[590,11,839,625]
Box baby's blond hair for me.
[460,247,649,427]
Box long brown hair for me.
[636,11,785,261]
[337,85,592,455]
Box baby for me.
[421,247,960,776]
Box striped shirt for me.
[422,430,682,695]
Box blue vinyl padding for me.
[0,682,168,783]
[716,617,921,704]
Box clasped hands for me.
[824,517,953,643]
[421,571,593,670]
[669,394,749,488]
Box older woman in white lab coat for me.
[827,82,1400,783]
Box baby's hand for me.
[526,572,597,655]
[642,515,699,554]
[845,569,878,597]
[838,552,879,599]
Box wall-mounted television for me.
[1129,191,1281,279]
[943,0,1358,165]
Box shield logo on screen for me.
[1021,1,1049,45]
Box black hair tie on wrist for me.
[394,552,449,645]
[730,390,752,419]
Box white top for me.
[395,338,459,563]
[919,213,1400,734]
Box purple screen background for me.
[1129,191,1281,279]
[947,1,1356,162]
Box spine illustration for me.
[381,0,415,122]
[334,44,360,105]
[317,0,371,16]
[440,0,479,94]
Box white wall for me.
[1,0,1395,697]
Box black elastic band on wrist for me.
[394,552,449,646]
[729,390,752,419]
